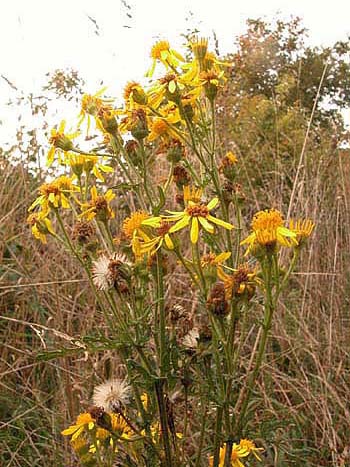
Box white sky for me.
[1,0,350,146]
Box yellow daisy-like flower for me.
[66,153,114,182]
[148,116,181,143]
[27,212,55,244]
[241,208,298,255]
[183,185,203,204]
[137,221,174,257]
[148,73,186,109]
[190,37,209,67]
[199,69,226,101]
[123,211,153,239]
[61,412,96,442]
[289,219,315,244]
[224,151,238,165]
[47,120,78,166]
[80,186,115,222]
[109,413,133,439]
[165,197,234,244]
[123,211,161,258]
[201,251,231,269]
[209,443,250,467]
[78,88,114,134]
[147,40,185,77]
[123,81,148,107]
[70,436,88,453]
[217,263,258,300]
[239,439,264,461]
[29,175,79,216]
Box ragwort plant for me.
[28,37,314,467]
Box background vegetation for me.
[1,18,349,466]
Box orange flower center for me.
[159,73,177,85]
[186,204,209,217]
[252,209,284,231]
[40,183,60,197]
[156,221,171,237]
[151,119,168,136]
[93,196,108,211]
[123,211,149,238]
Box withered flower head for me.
[207,281,229,316]
[173,165,190,188]
[72,220,95,244]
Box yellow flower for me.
[61,412,96,442]
[70,436,88,453]
[147,40,185,77]
[123,211,153,239]
[224,151,238,165]
[239,439,264,461]
[123,211,161,258]
[289,219,315,244]
[29,176,79,216]
[217,263,258,300]
[190,37,209,67]
[124,81,148,107]
[201,251,231,269]
[165,197,234,244]
[65,153,113,181]
[199,69,226,101]
[137,221,174,257]
[119,108,149,140]
[80,186,115,222]
[47,120,78,166]
[27,212,55,244]
[109,413,133,439]
[78,88,114,134]
[148,116,181,142]
[209,443,250,467]
[148,73,186,108]
[241,208,297,255]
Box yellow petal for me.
[198,216,214,233]
[59,120,66,133]
[168,80,176,94]
[47,147,55,166]
[164,234,174,250]
[71,426,84,441]
[190,217,199,243]
[207,215,234,230]
[169,215,190,233]
[207,197,219,210]
[141,217,161,227]
[61,425,79,436]
[215,252,231,263]
[99,164,114,173]
[91,185,98,200]
[105,190,116,201]
[240,232,256,246]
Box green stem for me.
[154,378,173,467]
[194,399,208,467]
[212,406,224,467]
[156,253,167,376]
[235,255,274,435]
[224,440,233,467]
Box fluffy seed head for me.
[92,378,131,412]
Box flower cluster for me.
[27,36,314,467]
